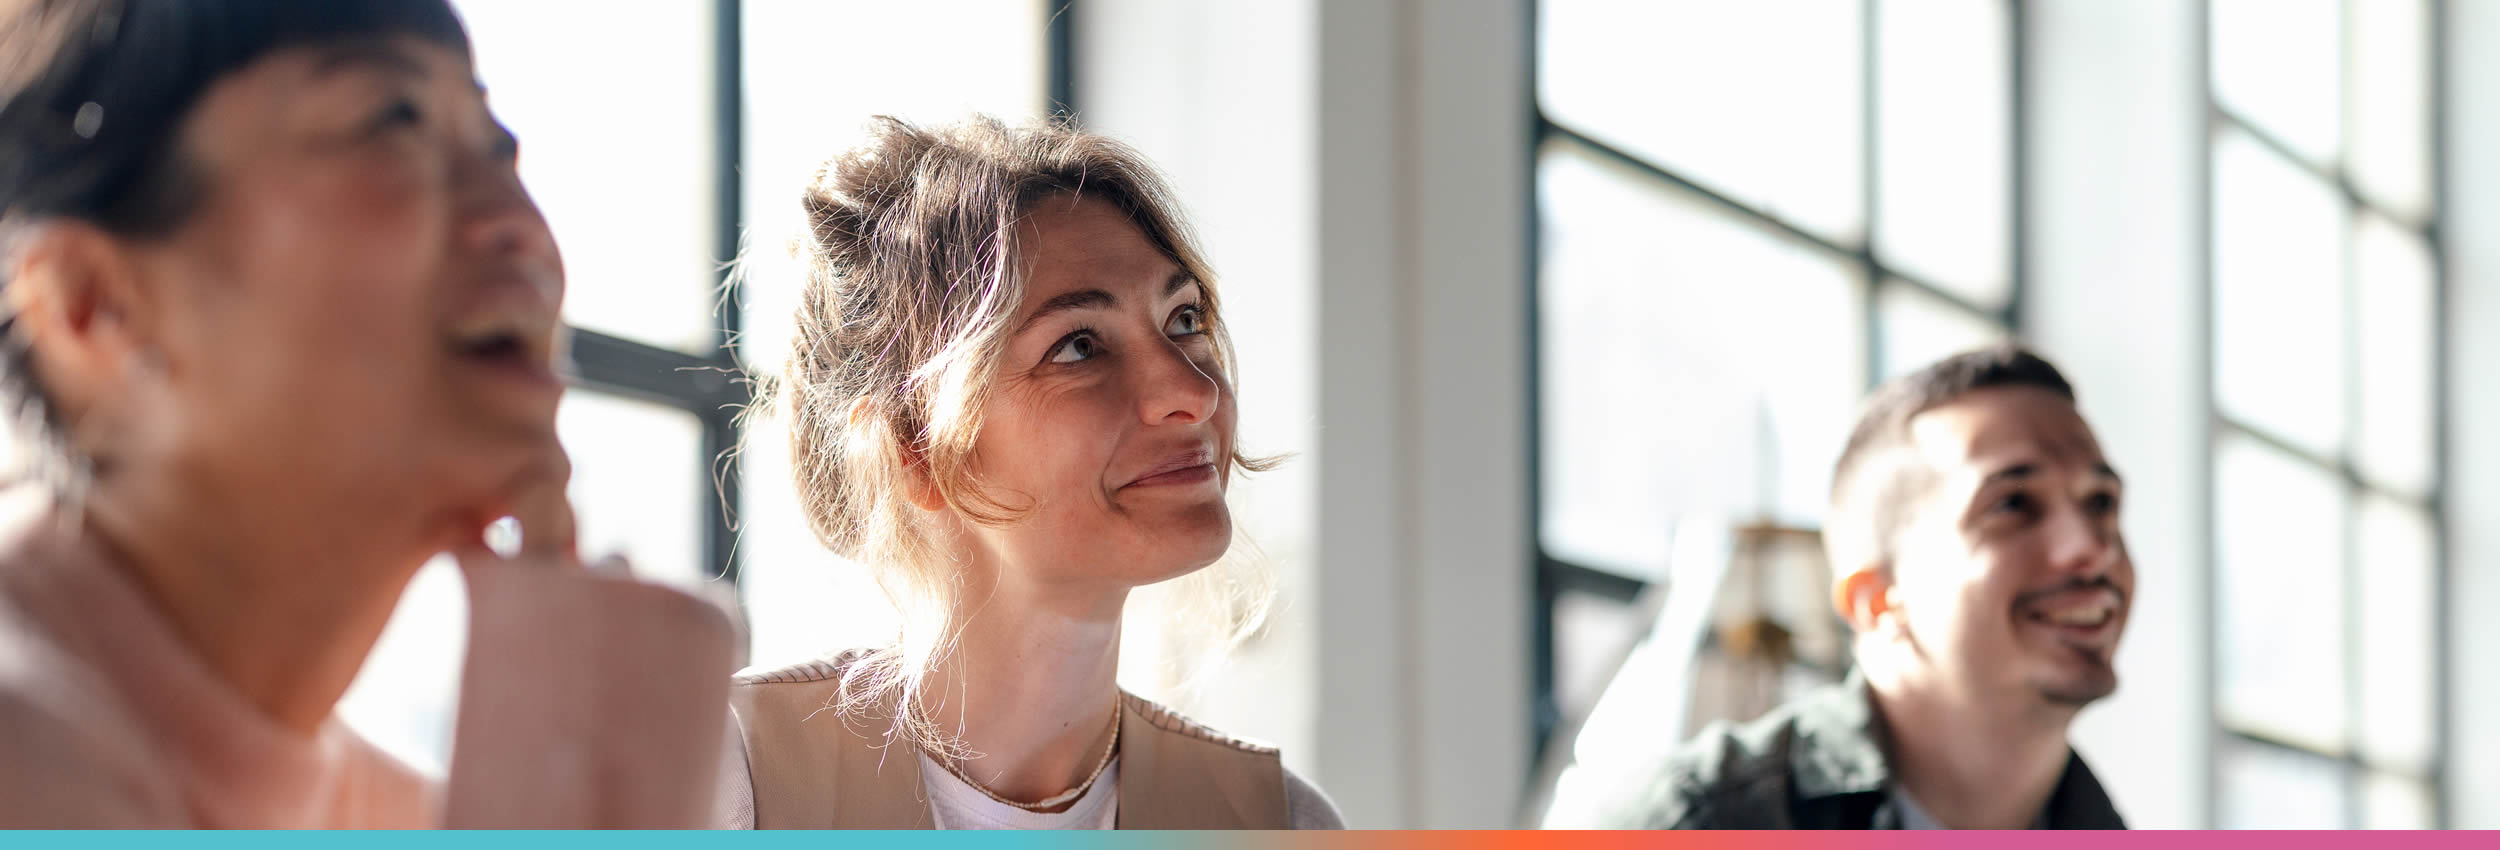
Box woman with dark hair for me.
[0,0,735,827]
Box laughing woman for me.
[0,0,734,827]
[719,116,1342,830]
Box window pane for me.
[2363,770,2436,829]
[2214,434,2346,751]
[1551,604,1689,802]
[2217,738,2348,829]
[2356,495,2435,773]
[729,406,903,670]
[2214,129,2347,457]
[456,1,720,352]
[1554,590,1649,721]
[2212,0,2341,165]
[1874,0,2010,305]
[2354,215,2436,496]
[1538,145,1864,577]
[738,0,1046,379]
[2347,0,2433,221]
[1539,0,1864,241]
[1875,281,2007,382]
[557,393,709,588]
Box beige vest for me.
[729,653,1288,829]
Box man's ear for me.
[6,222,161,404]
[1832,559,1897,634]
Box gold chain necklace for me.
[937,700,1122,813]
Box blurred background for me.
[330,0,2500,830]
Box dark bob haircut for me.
[0,0,469,483]
[0,0,469,237]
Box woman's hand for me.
[454,441,584,573]
[441,440,739,828]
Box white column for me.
[1308,0,1413,828]
[2023,0,2210,829]
[1397,0,1534,829]
[2443,0,2500,828]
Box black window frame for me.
[2198,0,2454,829]
[1524,0,2031,762]
[560,0,748,585]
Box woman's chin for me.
[411,455,553,539]
[407,500,505,555]
[1130,524,1235,585]
[1143,554,1224,587]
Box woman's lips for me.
[1122,448,1218,489]
[449,332,562,393]
[1125,463,1217,489]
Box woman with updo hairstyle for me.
[0,0,735,827]
[720,116,1342,829]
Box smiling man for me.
[1580,345,2131,830]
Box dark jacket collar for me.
[1786,670,1893,799]
[1787,671,2127,829]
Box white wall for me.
[2443,0,2500,829]
[1078,0,1533,828]
[1310,0,1410,827]
[2024,0,2211,829]
[1393,0,1534,828]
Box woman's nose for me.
[1136,341,1222,426]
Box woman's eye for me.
[370,97,425,133]
[1166,305,1206,337]
[1991,492,2034,515]
[1047,331,1103,364]
[2084,491,2119,515]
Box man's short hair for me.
[1825,344,2078,571]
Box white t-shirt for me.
[920,753,1118,830]
[1894,789,1945,830]
[712,730,1347,828]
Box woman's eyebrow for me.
[307,41,431,81]
[1015,270,1201,335]
[1014,289,1117,335]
